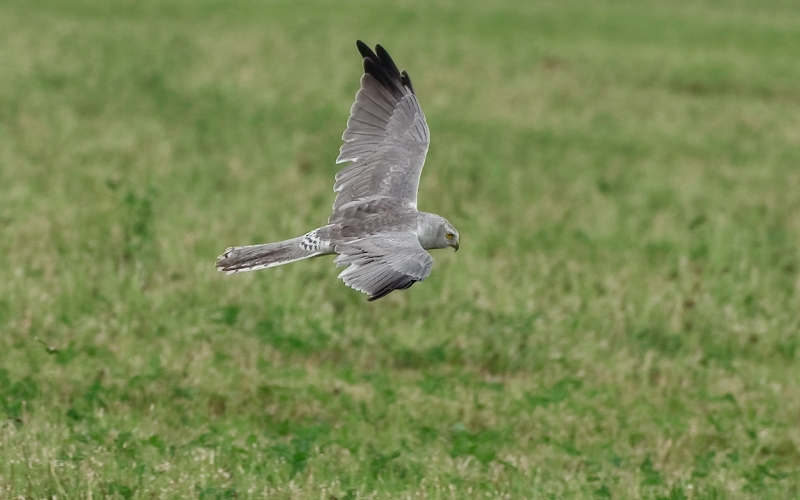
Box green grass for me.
[2,0,800,497]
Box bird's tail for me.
[215,235,324,274]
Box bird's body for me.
[216,41,459,300]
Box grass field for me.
[2,0,800,498]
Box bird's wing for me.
[330,41,430,224]
[334,232,433,301]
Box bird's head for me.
[439,220,460,252]
[417,213,460,251]
[429,215,460,251]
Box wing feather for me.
[331,41,430,222]
[334,232,433,301]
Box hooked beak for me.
[454,240,459,252]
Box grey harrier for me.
[216,41,460,300]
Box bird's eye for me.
[446,233,454,239]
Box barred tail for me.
[216,236,322,274]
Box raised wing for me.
[330,41,430,223]
[334,232,433,301]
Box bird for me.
[215,41,460,301]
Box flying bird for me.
[216,41,460,300]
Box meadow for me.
[1,0,800,498]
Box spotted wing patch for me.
[300,229,332,253]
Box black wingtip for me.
[356,40,373,60]
[400,70,415,94]
[354,40,414,95]
[375,44,401,78]
[366,280,416,301]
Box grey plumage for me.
[216,237,323,274]
[216,41,460,300]
[335,232,433,301]
[333,42,430,216]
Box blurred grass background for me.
[1,0,799,498]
